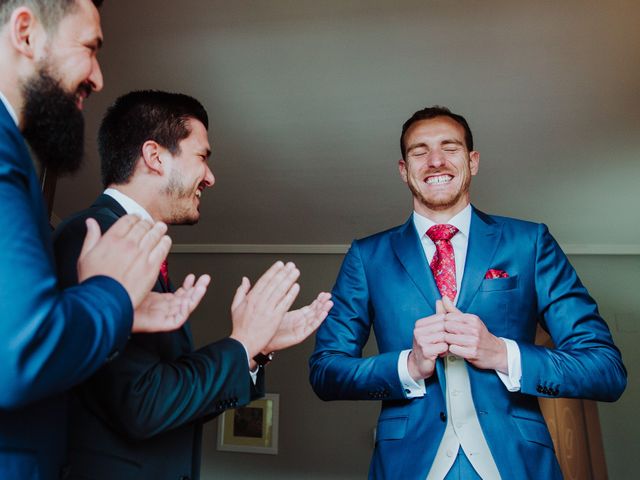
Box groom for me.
[309,105,626,479]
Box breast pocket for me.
[479,274,518,292]
[375,416,408,442]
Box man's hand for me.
[442,296,507,372]
[408,300,449,381]
[132,274,211,333]
[229,261,301,359]
[262,292,333,353]
[77,216,171,309]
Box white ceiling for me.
[54,0,640,246]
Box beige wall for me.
[168,250,638,480]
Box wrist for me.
[407,351,423,382]
[494,338,509,373]
[253,351,274,367]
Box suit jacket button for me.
[440,411,447,422]
[536,385,542,393]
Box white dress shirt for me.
[0,90,19,126]
[104,187,153,221]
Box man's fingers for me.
[188,275,211,306]
[115,216,154,247]
[195,274,211,290]
[275,282,300,314]
[148,235,172,268]
[182,273,196,290]
[416,340,449,359]
[250,261,286,297]
[106,214,140,237]
[435,299,445,314]
[443,319,470,334]
[444,332,474,347]
[415,314,446,332]
[448,344,474,358]
[442,295,461,314]
[260,262,300,304]
[231,277,250,310]
[186,283,208,313]
[79,218,101,259]
[138,221,169,252]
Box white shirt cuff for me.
[496,338,521,391]
[241,343,259,385]
[398,349,426,398]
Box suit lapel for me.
[456,207,502,312]
[93,193,193,346]
[391,218,441,306]
[91,193,128,218]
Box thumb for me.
[435,299,445,314]
[442,295,460,313]
[79,218,101,259]
[231,276,250,311]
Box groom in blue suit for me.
[309,106,626,479]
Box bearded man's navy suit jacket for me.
[0,101,133,479]
[309,207,626,479]
[53,194,264,480]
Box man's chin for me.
[21,68,85,175]
[420,193,463,212]
[171,212,200,226]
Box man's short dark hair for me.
[0,0,103,31]
[400,106,474,159]
[99,90,209,187]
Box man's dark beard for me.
[21,69,86,175]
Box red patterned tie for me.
[160,259,169,285]
[426,224,459,301]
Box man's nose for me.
[427,150,445,168]
[89,57,104,92]
[203,166,215,187]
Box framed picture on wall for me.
[216,393,279,455]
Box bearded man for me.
[0,2,210,478]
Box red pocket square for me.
[485,269,509,279]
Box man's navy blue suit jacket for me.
[0,101,133,479]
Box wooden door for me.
[536,327,608,479]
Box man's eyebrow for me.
[441,139,464,146]
[406,142,428,152]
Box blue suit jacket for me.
[309,208,626,479]
[0,102,133,479]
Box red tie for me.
[160,259,169,285]
[426,224,459,301]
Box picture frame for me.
[217,393,279,455]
